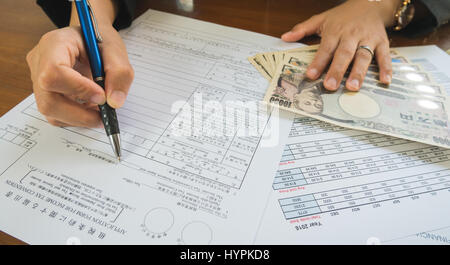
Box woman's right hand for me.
[26,24,134,128]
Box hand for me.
[26,24,133,128]
[282,0,402,91]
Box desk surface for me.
[0,0,449,245]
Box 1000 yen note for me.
[287,56,444,96]
[250,46,407,82]
[290,63,446,101]
[248,55,273,80]
[288,56,428,79]
[264,63,450,149]
[367,63,423,73]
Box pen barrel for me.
[95,79,120,136]
[99,104,120,136]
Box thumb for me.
[281,15,324,42]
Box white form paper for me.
[0,9,299,244]
[255,46,450,245]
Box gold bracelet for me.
[393,0,415,31]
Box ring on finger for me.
[357,45,375,58]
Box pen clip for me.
[86,0,103,43]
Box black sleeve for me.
[419,0,450,28]
[403,0,450,36]
[114,0,136,30]
[36,0,136,30]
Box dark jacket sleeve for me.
[36,0,136,30]
[419,0,450,28]
[401,0,449,36]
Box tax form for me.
[255,46,450,245]
[0,9,298,244]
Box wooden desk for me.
[0,0,449,245]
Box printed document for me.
[0,9,298,244]
[255,46,450,245]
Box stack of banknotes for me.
[249,45,450,148]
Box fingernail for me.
[325,77,337,90]
[348,79,360,90]
[281,31,291,39]
[109,91,126,108]
[307,68,318,79]
[385,74,392,84]
[96,121,104,129]
[90,94,106,105]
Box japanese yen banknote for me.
[249,46,450,148]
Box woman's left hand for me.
[282,0,402,91]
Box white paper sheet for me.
[255,46,450,245]
[0,9,299,244]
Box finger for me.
[375,40,392,84]
[37,64,106,105]
[34,90,103,128]
[101,41,134,109]
[26,46,39,81]
[346,44,376,91]
[46,118,72,128]
[67,94,100,109]
[324,39,359,91]
[306,36,339,80]
[281,15,324,42]
[36,30,106,105]
[73,59,94,80]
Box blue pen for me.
[74,0,121,161]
